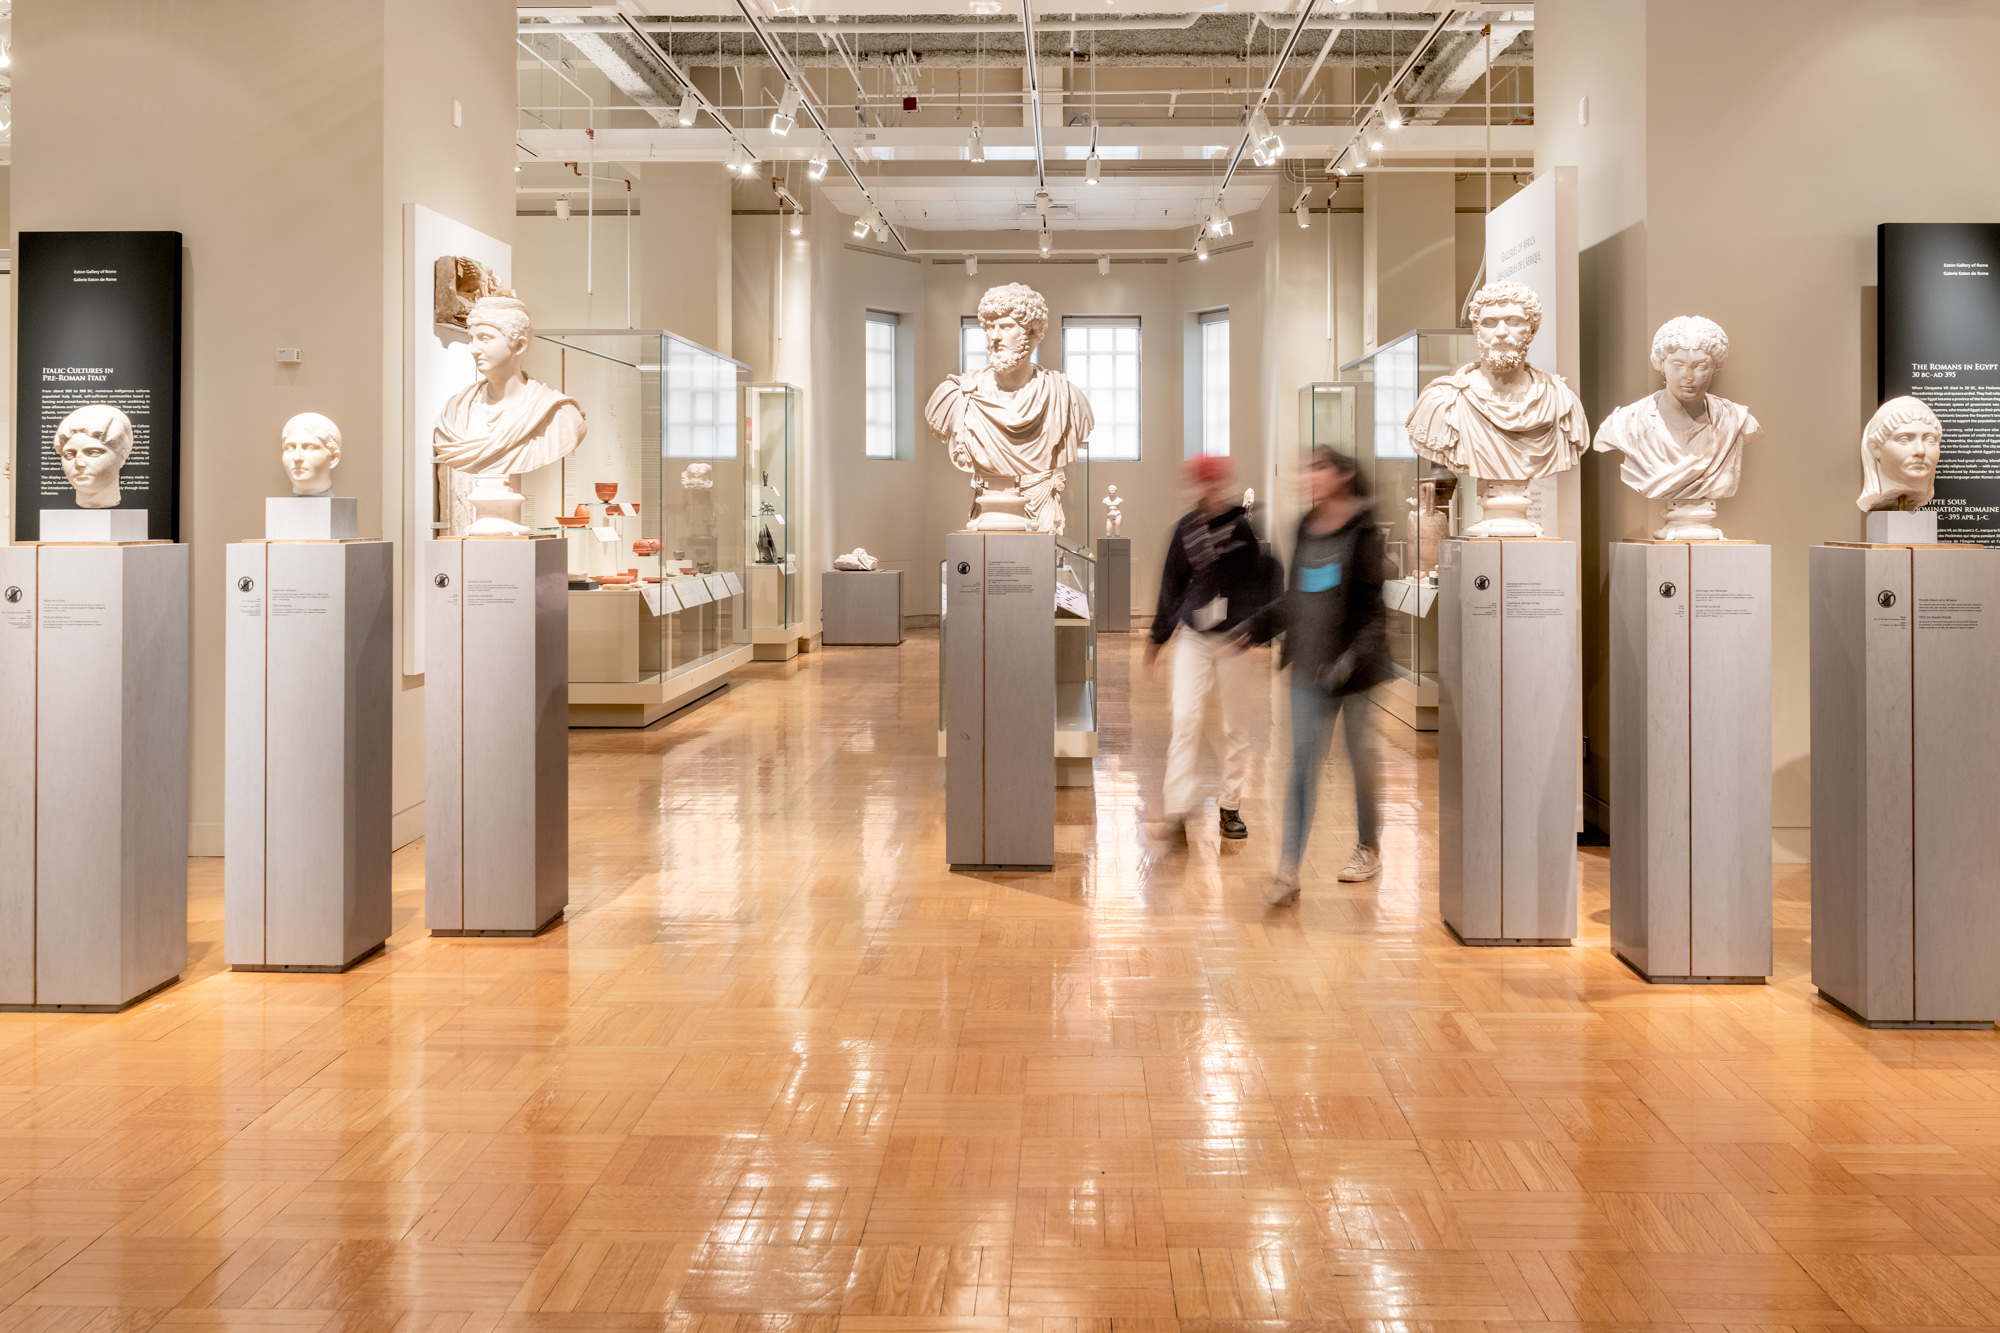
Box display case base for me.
[231,942,385,975]
[568,646,748,727]
[752,637,800,662]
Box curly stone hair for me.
[1466,280,1543,335]
[1650,315,1729,371]
[976,282,1050,342]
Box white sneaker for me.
[1264,869,1301,907]
[1338,845,1382,882]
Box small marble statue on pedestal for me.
[833,548,880,572]
[1102,485,1123,537]
[1592,316,1763,541]
[54,404,134,510]
[431,296,587,536]
[281,413,343,497]
[926,283,1094,534]
[1406,281,1588,537]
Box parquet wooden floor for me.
[4,630,1999,1332]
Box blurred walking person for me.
[1147,454,1265,842]
[1239,448,1388,905]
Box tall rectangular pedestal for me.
[944,532,1055,869]
[424,538,569,935]
[1810,543,2000,1027]
[0,543,188,1010]
[225,541,394,971]
[1095,537,1131,632]
[1437,538,1577,946]
[1610,542,1772,983]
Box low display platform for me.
[823,568,904,645]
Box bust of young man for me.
[431,295,586,534]
[280,412,343,497]
[925,282,1094,533]
[1592,315,1762,540]
[1406,281,1588,536]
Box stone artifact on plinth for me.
[1102,485,1123,537]
[1593,316,1763,541]
[833,548,880,572]
[925,282,1093,534]
[431,296,586,536]
[281,412,342,497]
[1406,281,1588,538]
[1858,396,1942,544]
[54,404,133,510]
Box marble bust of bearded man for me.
[1406,280,1588,537]
[925,282,1094,533]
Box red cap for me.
[1187,454,1232,486]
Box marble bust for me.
[432,296,586,535]
[53,404,134,509]
[925,282,1094,533]
[1592,316,1763,541]
[680,463,714,492]
[1406,281,1588,537]
[1858,396,1941,513]
[1102,485,1123,537]
[280,412,342,497]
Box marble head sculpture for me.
[1406,280,1588,537]
[1858,396,1941,513]
[680,462,714,491]
[280,412,342,497]
[1591,315,1764,541]
[433,255,514,329]
[925,282,1094,533]
[431,295,587,535]
[53,404,135,509]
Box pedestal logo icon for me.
[3,587,20,603]
[1473,575,1491,591]
[956,562,971,575]
[1659,581,1677,598]
[236,576,254,593]
[435,574,451,589]
[1878,589,1897,608]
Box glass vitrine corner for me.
[744,381,804,659]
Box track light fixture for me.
[1097,255,1110,276]
[770,83,801,136]
[853,215,872,239]
[808,143,829,181]
[1195,235,1209,260]
[966,255,979,277]
[676,90,699,128]
[1295,204,1310,229]
[727,143,755,175]
[555,196,571,221]
[1085,151,1101,185]
[1248,110,1284,167]
[968,123,984,164]
[1039,229,1052,257]
[790,208,803,237]
[1034,189,1052,217]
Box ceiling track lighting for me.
[789,208,803,237]
[727,143,755,175]
[1097,255,1110,276]
[770,83,801,136]
[1034,189,1052,217]
[1084,152,1101,185]
[1039,232,1053,257]
[1195,235,1209,260]
[808,143,829,181]
[968,126,986,164]
[676,89,699,128]
[966,255,979,277]
[853,215,872,239]
[555,196,571,221]
[1295,205,1310,229]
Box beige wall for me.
[1538,0,2000,856]
[14,0,516,854]
[641,164,733,354]
[1364,172,1457,353]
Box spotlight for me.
[677,90,699,127]
[1039,230,1052,257]
[1295,204,1309,229]
[790,208,803,237]
[1195,235,1209,260]
[728,143,754,175]
[808,144,829,181]
[968,126,986,164]
[555,196,571,221]
[966,255,979,276]
[1084,151,1101,184]
[1034,189,1052,216]
[1097,255,1110,276]
[1248,110,1284,166]
[853,215,872,239]
[770,83,801,136]
[1386,104,1403,129]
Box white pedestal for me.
[823,569,904,645]
[1437,538,1577,946]
[944,533,1054,869]
[1810,543,2000,1027]
[1610,542,1772,983]
[1095,537,1131,632]
[1865,510,1936,545]
[0,543,188,1010]
[266,496,360,541]
[224,541,393,971]
[424,537,569,935]
[39,509,150,542]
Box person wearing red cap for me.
[1146,453,1269,843]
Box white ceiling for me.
[820,175,1271,231]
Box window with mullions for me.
[864,311,898,459]
[1199,310,1230,457]
[1060,315,1141,461]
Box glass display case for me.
[743,382,803,659]
[518,328,753,726]
[1336,328,1477,729]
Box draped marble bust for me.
[1593,315,1763,541]
[925,282,1093,533]
[1406,280,1588,537]
[432,295,586,536]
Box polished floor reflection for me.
[5,629,2000,1330]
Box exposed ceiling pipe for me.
[729,0,912,253]
[1018,0,1047,192]
[1198,0,1320,247]
[519,14,1493,36]
[611,13,758,164]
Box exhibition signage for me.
[13,231,183,542]
[1879,223,2000,546]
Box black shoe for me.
[1219,808,1248,840]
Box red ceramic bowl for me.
[595,482,618,503]
[633,538,662,557]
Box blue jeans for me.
[1281,673,1380,873]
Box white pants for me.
[1164,629,1253,818]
